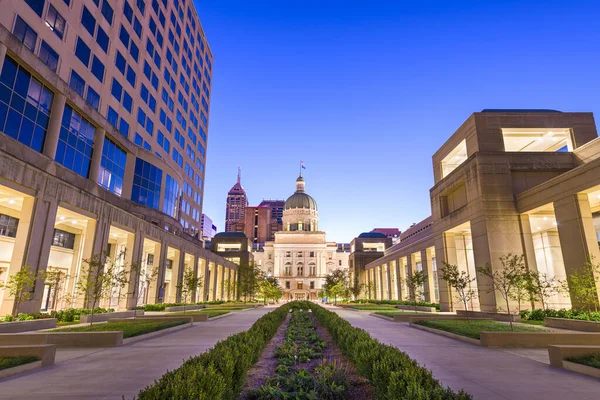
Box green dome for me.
[284,192,318,211]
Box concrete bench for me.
[548,345,600,379]
[480,332,600,348]
[79,310,144,324]
[0,319,57,333]
[0,332,123,347]
[0,344,56,366]
[108,315,200,323]
[545,318,600,332]
[164,305,205,312]
[396,305,438,313]
[456,310,520,322]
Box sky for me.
[195,0,600,243]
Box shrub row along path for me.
[331,305,600,400]
[0,306,274,400]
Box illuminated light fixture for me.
[553,222,557,226]
[597,194,600,199]
[59,216,65,221]
[72,220,78,225]
[543,216,548,220]
[111,233,117,237]
[537,227,542,230]
[8,199,15,205]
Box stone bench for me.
[164,305,205,312]
[0,318,57,333]
[480,332,600,348]
[545,318,600,332]
[456,310,520,322]
[108,315,200,323]
[396,314,481,323]
[0,332,123,347]
[0,344,56,366]
[79,310,144,324]
[548,345,600,379]
[396,305,438,313]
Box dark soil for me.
[240,312,375,400]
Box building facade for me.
[242,205,272,247]
[225,167,247,232]
[0,0,235,316]
[200,213,216,240]
[371,228,401,245]
[253,174,350,300]
[364,110,600,312]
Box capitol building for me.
[252,174,349,300]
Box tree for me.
[349,281,365,301]
[177,268,202,313]
[223,278,237,300]
[477,254,528,331]
[129,260,159,319]
[258,276,282,304]
[237,262,261,303]
[75,252,129,327]
[364,281,375,300]
[405,270,427,313]
[323,269,348,305]
[567,258,600,312]
[0,266,41,317]
[524,271,564,310]
[440,263,478,321]
[43,268,69,311]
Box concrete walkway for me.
[0,307,274,400]
[331,307,600,400]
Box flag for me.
[301,161,306,169]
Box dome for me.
[358,232,387,238]
[284,174,318,211]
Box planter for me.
[480,332,600,348]
[396,305,437,313]
[456,310,520,322]
[562,360,600,379]
[394,314,478,323]
[122,322,193,345]
[548,344,600,367]
[0,360,43,379]
[0,318,57,333]
[108,315,200,323]
[0,332,123,347]
[164,305,206,312]
[545,318,600,332]
[0,344,56,367]
[79,310,144,324]
[410,322,482,345]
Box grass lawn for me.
[415,319,546,340]
[57,321,81,327]
[169,310,230,318]
[520,320,545,326]
[567,353,600,369]
[50,320,187,338]
[348,305,397,310]
[204,305,254,310]
[374,310,430,317]
[0,356,38,371]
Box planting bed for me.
[567,353,600,369]
[169,310,230,318]
[50,320,187,338]
[242,309,374,399]
[415,320,546,340]
[0,356,38,371]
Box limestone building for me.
[0,0,236,316]
[364,110,600,312]
[253,174,350,300]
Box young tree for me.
[75,252,129,327]
[223,278,237,301]
[567,258,600,312]
[349,280,365,301]
[524,271,564,310]
[0,266,41,317]
[323,269,348,305]
[477,254,528,330]
[258,276,281,304]
[177,268,202,313]
[237,262,261,303]
[405,270,427,313]
[43,268,69,311]
[128,261,159,319]
[364,281,375,301]
[440,262,478,321]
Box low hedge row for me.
[135,302,297,399]
[2,307,114,323]
[520,308,600,322]
[307,302,471,399]
[351,299,441,311]
[140,300,226,312]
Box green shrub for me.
[521,308,600,322]
[350,299,441,311]
[307,303,470,399]
[136,302,298,399]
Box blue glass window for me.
[134,132,143,146]
[91,56,105,82]
[24,0,45,17]
[69,70,85,97]
[111,78,123,101]
[107,106,118,127]
[101,0,114,24]
[39,41,59,73]
[85,87,100,110]
[122,91,132,113]
[81,6,96,36]
[126,66,136,87]
[131,158,162,210]
[96,27,109,53]
[75,37,91,66]
[0,56,53,152]
[98,136,126,196]
[55,105,94,177]
[119,119,129,137]
[116,52,126,75]
[123,2,134,23]
[45,5,66,39]
[13,16,37,51]
[162,175,179,217]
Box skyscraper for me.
[0,0,238,316]
[200,213,217,240]
[225,167,248,232]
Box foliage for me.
[477,254,527,330]
[141,300,226,311]
[523,271,564,310]
[440,262,478,320]
[0,266,41,317]
[258,276,283,304]
[347,305,397,310]
[135,303,298,399]
[307,303,471,399]
[1,307,115,323]
[520,308,600,322]
[415,319,545,340]
[74,252,130,327]
[238,262,262,302]
[50,320,187,338]
[177,268,203,312]
[567,353,600,369]
[405,270,428,313]
[350,299,441,310]
[567,258,600,312]
[169,310,230,318]
[322,269,349,305]
[0,356,38,371]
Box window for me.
[52,229,75,249]
[96,27,109,53]
[24,0,45,17]
[309,251,315,257]
[75,37,91,66]
[297,265,304,276]
[309,263,315,275]
[126,66,136,87]
[111,78,123,101]
[339,260,342,266]
[90,56,105,82]
[310,281,315,290]
[163,175,180,217]
[285,281,290,289]
[0,56,53,152]
[98,137,126,196]
[131,158,163,210]
[46,5,66,39]
[39,41,59,72]
[81,6,96,35]
[86,86,100,110]
[101,0,114,24]
[0,214,19,238]
[55,105,95,177]
[116,52,126,74]
[13,16,37,51]
[69,70,85,96]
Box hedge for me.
[520,308,600,322]
[135,302,298,399]
[307,302,471,399]
[141,300,226,312]
[350,299,441,311]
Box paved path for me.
[0,307,274,400]
[332,307,600,400]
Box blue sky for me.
[196,0,600,242]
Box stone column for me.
[121,152,136,200]
[203,259,210,301]
[88,128,106,185]
[0,43,7,75]
[174,251,185,303]
[211,263,218,301]
[155,242,168,303]
[436,233,456,312]
[385,264,392,300]
[125,230,144,310]
[220,265,226,301]
[422,249,436,303]
[395,259,402,300]
[554,194,600,309]
[42,93,66,160]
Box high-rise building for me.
[225,167,248,232]
[243,205,272,246]
[259,199,285,225]
[0,0,238,316]
[201,213,216,240]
